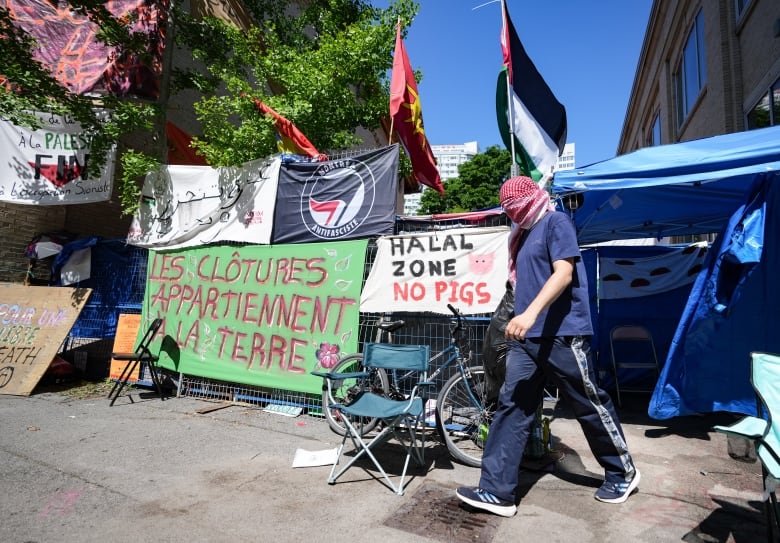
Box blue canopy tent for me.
[552,126,780,244]
[551,125,780,419]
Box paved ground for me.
[0,387,768,543]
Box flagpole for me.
[388,17,402,145]
[501,0,519,177]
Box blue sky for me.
[376,0,653,168]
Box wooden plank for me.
[195,401,233,414]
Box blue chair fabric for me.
[714,351,780,543]
[313,342,431,495]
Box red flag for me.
[166,122,208,165]
[251,98,327,160]
[390,22,444,195]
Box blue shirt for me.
[514,211,593,337]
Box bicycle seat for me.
[377,320,405,333]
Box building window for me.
[648,112,661,146]
[747,77,780,129]
[674,10,707,128]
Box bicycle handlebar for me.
[446,304,473,357]
[447,303,463,335]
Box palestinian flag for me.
[497,1,567,183]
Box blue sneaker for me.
[594,469,641,503]
[456,487,517,517]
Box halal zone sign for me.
[300,158,377,239]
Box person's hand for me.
[505,312,536,341]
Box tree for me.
[0,3,158,186]
[1,0,420,214]
[418,145,511,214]
[174,0,417,165]
[153,0,420,215]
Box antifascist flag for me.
[272,145,400,244]
[251,98,327,160]
[497,1,567,183]
[390,21,444,195]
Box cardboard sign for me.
[109,314,143,382]
[0,284,92,396]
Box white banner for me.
[360,226,510,315]
[127,156,280,249]
[0,113,115,204]
[599,242,709,299]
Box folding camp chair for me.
[609,325,661,407]
[312,343,431,495]
[714,352,780,543]
[108,318,165,406]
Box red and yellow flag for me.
[390,22,444,195]
[251,98,327,161]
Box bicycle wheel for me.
[435,366,492,467]
[321,354,389,436]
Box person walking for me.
[456,176,640,517]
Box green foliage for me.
[1,0,421,214]
[119,150,160,217]
[175,0,420,166]
[0,3,157,194]
[419,146,511,214]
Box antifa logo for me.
[299,157,377,240]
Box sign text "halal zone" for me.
[360,227,509,315]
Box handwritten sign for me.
[109,314,143,382]
[0,112,116,205]
[0,285,92,396]
[360,227,510,314]
[142,240,367,395]
[127,156,280,250]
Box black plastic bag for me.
[483,281,513,402]
[481,281,551,460]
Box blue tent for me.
[551,126,780,419]
[552,125,780,245]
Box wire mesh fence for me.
[59,208,505,415]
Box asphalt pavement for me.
[0,387,768,543]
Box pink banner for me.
[7,0,167,98]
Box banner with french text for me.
[127,157,280,249]
[360,227,510,315]
[0,113,115,205]
[142,240,367,395]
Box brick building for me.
[618,0,780,152]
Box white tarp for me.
[127,156,280,249]
[0,112,115,204]
[598,242,709,300]
[360,226,510,315]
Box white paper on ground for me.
[292,448,338,468]
[263,404,303,417]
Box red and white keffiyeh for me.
[500,176,555,283]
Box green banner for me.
[142,240,368,395]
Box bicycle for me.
[432,305,491,467]
[322,305,492,467]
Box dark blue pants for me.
[479,336,635,503]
